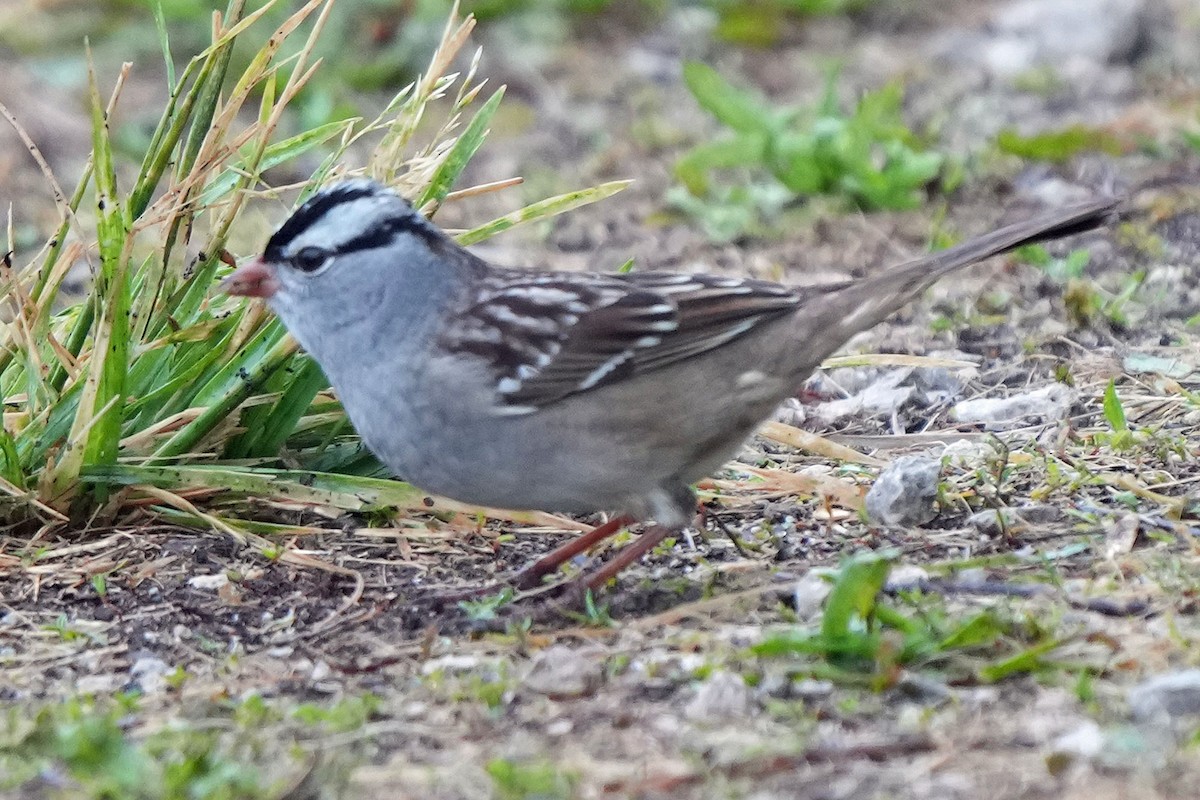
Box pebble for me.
[792,570,833,619]
[865,456,941,528]
[791,679,835,702]
[991,0,1149,68]
[421,654,499,677]
[951,384,1074,430]
[1128,669,1200,722]
[1046,720,1105,773]
[685,671,752,722]
[896,672,952,705]
[76,673,121,694]
[1048,722,1171,774]
[936,0,1151,78]
[522,646,602,700]
[967,504,1064,536]
[885,564,930,591]
[129,656,171,694]
[186,573,229,590]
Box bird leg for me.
[511,514,634,590]
[523,525,680,622]
[427,514,635,606]
[522,486,694,597]
[571,523,675,591]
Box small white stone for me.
[865,456,941,527]
[77,674,121,694]
[793,571,833,620]
[187,573,229,590]
[736,370,767,389]
[130,657,172,694]
[685,671,752,722]
[1050,721,1105,761]
[545,718,574,736]
[1129,670,1200,721]
[523,646,601,699]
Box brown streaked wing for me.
[438,269,801,410]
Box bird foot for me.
[425,518,674,613]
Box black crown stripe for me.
[264,181,448,264]
[332,213,444,258]
[265,183,380,260]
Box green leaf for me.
[0,426,23,488]
[675,134,769,195]
[82,464,432,514]
[456,180,631,246]
[996,124,1125,164]
[1102,379,1127,433]
[938,612,1004,650]
[884,147,943,188]
[821,550,896,640]
[224,355,329,459]
[49,49,132,505]
[768,132,825,194]
[978,639,1061,682]
[151,330,297,461]
[128,56,207,220]
[417,86,506,209]
[853,82,906,138]
[682,62,771,135]
[153,1,175,90]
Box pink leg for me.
[430,516,633,605]
[512,515,633,590]
[429,516,664,608]
[575,524,675,591]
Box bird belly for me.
[335,342,791,521]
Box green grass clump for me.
[487,757,578,800]
[672,63,944,241]
[1014,243,1145,328]
[0,1,627,543]
[752,551,1078,688]
[0,693,378,799]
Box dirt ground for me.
[5,0,1200,798]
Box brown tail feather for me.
[812,197,1120,358]
[915,197,1119,279]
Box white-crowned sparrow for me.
[224,179,1116,592]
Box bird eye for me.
[291,246,331,273]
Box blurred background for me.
[2,0,1198,325]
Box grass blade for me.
[456,180,632,246]
[196,119,354,206]
[150,333,298,462]
[417,85,505,210]
[45,49,131,507]
[223,355,328,459]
